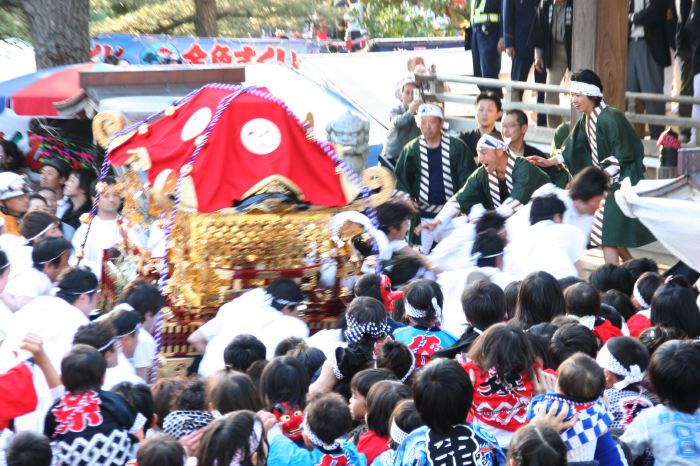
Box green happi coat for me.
[451,156,550,216]
[559,103,655,248]
[395,134,476,213]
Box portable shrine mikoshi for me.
[84,84,394,379]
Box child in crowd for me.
[348,368,398,442]
[5,431,53,466]
[371,399,423,466]
[650,285,700,338]
[132,434,185,466]
[358,381,412,463]
[265,392,366,466]
[460,323,538,449]
[354,273,405,332]
[596,336,654,431]
[626,272,664,337]
[223,334,267,372]
[527,353,625,465]
[548,324,598,367]
[376,340,415,384]
[620,340,700,465]
[207,371,261,416]
[162,378,214,439]
[151,376,188,430]
[197,410,266,466]
[506,425,567,466]
[637,325,684,355]
[260,356,309,444]
[564,282,622,344]
[392,279,456,368]
[44,345,143,466]
[394,358,505,465]
[110,382,156,438]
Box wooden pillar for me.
[571,0,629,113]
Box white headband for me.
[302,419,341,451]
[401,350,416,383]
[472,251,504,261]
[632,281,650,309]
[596,344,644,391]
[26,222,58,243]
[417,103,443,120]
[569,81,603,97]
[390,419,409,445]
[229,419,263,466]
[477,134,508,151]
[404,296,442,322]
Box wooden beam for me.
[79,66,246,88]
[571,0,629,112]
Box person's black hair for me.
[305,392,353,446]
[638,325,685,356]
[556,352,605,402]
[622,258,658,283]
[388,399,423,449]
[0,139,25,172]
[197,411,266,466]
[0,250,8,274]
[570,69,604,105]
[121,280,164,322]
[414,358,472,434]
[288,342,326,381]
[366,381,412,437]
[648,340,700,413]
[525,323,558,370]
[529,195,566,225]
[69,168,98,197]
[61,344,106,392]
[568,167,609,202]
[353,273,384,302]
[601,289,636,321]
[475,91,503,112]
[259,356,309,409]
[376,340,414,383]
[471,228,504,268]
[207,371,261,414]
[111,382,156,431]
[350,367,397,397]
[386,254,424,287]
[603,337,649,380]
[504,280,521,321]
[112,309,141,337]
[223,334,267,372]
[274,336,304,357]
[557,276,583,292]
[173,378,207,411]
[590,263,634,296]
[403,279,443,327]
[152,376,188,429]
[505,109,528,127]
[266,277,304,311]
[515,271,565,328]
[461,280,506,330]
[564,282,600,317]
[89,175,117,198]
[475,211,506,234]
[345,296,388,343]
[651,285,700,338]
[599,303,624,330]
[376,199,414,234]
[507,425,567,466]
[73,320,115,356]
[56,268,99,305]
[6,431,52,466]
[633,272,664,310]
[136,434,185,466]
[549,324,598,367]
[245,359,268,392]
[31,237,71,271]
[468,323,535,378]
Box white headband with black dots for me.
[596,344,644,390]
[302,419,340,451]
[344,315,390,345]
[570,81,603,97]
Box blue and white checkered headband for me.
[476,134,508,151]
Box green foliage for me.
[362,0,467,38]
[0,5,28,40]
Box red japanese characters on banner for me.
[52,391,103,435]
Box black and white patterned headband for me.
[344,315,390,344]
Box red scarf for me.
[461,360,535,432]
[357,429,389,464]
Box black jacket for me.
[689,0,700,75]
[529,0,573,71]
[629,0,672,67]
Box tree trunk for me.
[194,0,218,37]
[19,0,90,69]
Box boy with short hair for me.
[44,345,143,466]
[621,340,700,465]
